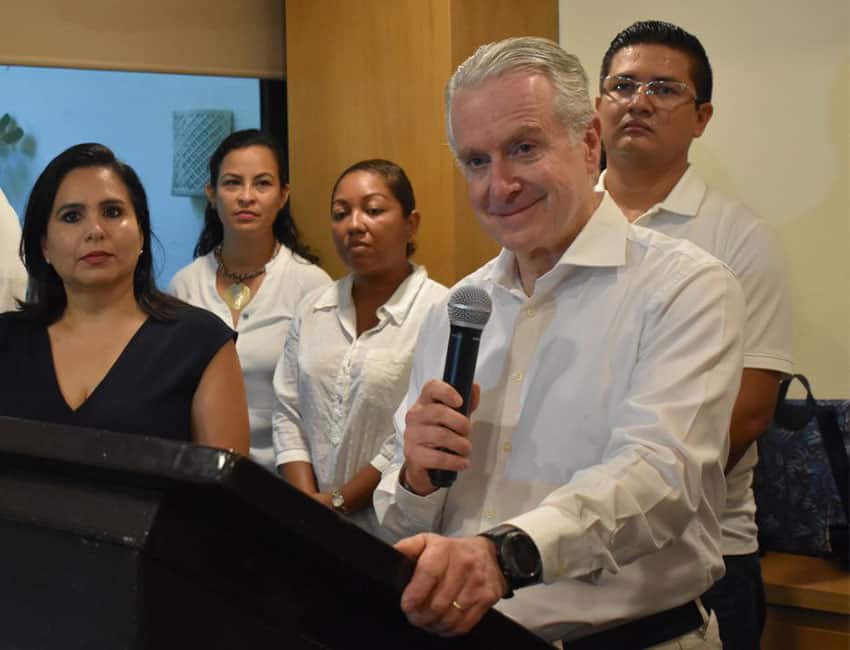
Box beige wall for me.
[560,0,850,397]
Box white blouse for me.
[169,245,331,470]
[273,264,447,540]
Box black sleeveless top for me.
[0,306,235,441]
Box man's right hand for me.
[402,380,480,496]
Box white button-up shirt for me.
[168,246,331,470]
[273,264,446,540]
[598,167,794,554]
[0,188,27,312]
[375,193,745,642]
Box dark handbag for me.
[754,374,850,568]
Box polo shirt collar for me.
[597,166,707,221]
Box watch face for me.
[505,532,541,578]
[332,492,344,509]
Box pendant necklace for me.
[215,244,279,311]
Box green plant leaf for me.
[0,113,10,132]
[2,127,23,144]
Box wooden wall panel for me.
[286,0,557,285]
[0,0,285,78]
[449,0,559,280]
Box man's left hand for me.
[394,533,507,636]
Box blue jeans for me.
[700,553,766,650]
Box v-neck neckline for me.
[44,317,152,414]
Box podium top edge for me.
[0,416,237,483]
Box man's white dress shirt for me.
[274,264,446,540]
[0,188,27,312]
[169,246,331,470]
[599,168,793,554]
[375,193,745,642]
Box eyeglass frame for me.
[599,75,704,107]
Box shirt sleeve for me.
[726,217,793,374]
[507,261,745,584]
[370,431,397,474]
[373,303,450,538]
[272,309,312,468]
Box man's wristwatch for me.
[330,488,348,514]
[478,524,542,598]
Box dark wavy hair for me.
[193,129,318,263]
[18,142,182,324]
[600,20,713,105]
[331,159,417,257]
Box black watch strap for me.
[478,524,542,599]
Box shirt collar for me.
[485,191,629,292]
[312,263,429,326]
[597,166,707,221]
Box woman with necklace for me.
[170,130,330,470]
[273,159,446,541]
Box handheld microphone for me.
[427,286,492,488]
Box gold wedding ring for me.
[451,600,466,611]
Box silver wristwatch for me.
[331,488,348,514]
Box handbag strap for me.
[773,374,818,430]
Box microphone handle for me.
[428,325,482,488]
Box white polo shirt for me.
[599,167,794,554]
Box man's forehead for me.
[608,44,694,79]
[450,72,556,122]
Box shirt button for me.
[512,371,523,382]
[526,307,536,317]
[486,511,495,520]
[242,312,250,319]
[503,441,512,453]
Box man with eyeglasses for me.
[596,20,793,650]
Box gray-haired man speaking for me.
[375,37,742,648]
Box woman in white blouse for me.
[170,130,331,470]
[273,159,446,540]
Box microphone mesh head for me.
[447,286,492,330]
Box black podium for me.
[0,417,549,649]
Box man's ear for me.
[693,102,714,138]
[583,115,602,174]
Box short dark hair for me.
[331,159,418,257]
[600,20,713,104]
[19,142,182,324]
[194,129,318,264]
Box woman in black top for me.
[0,143,249,451]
